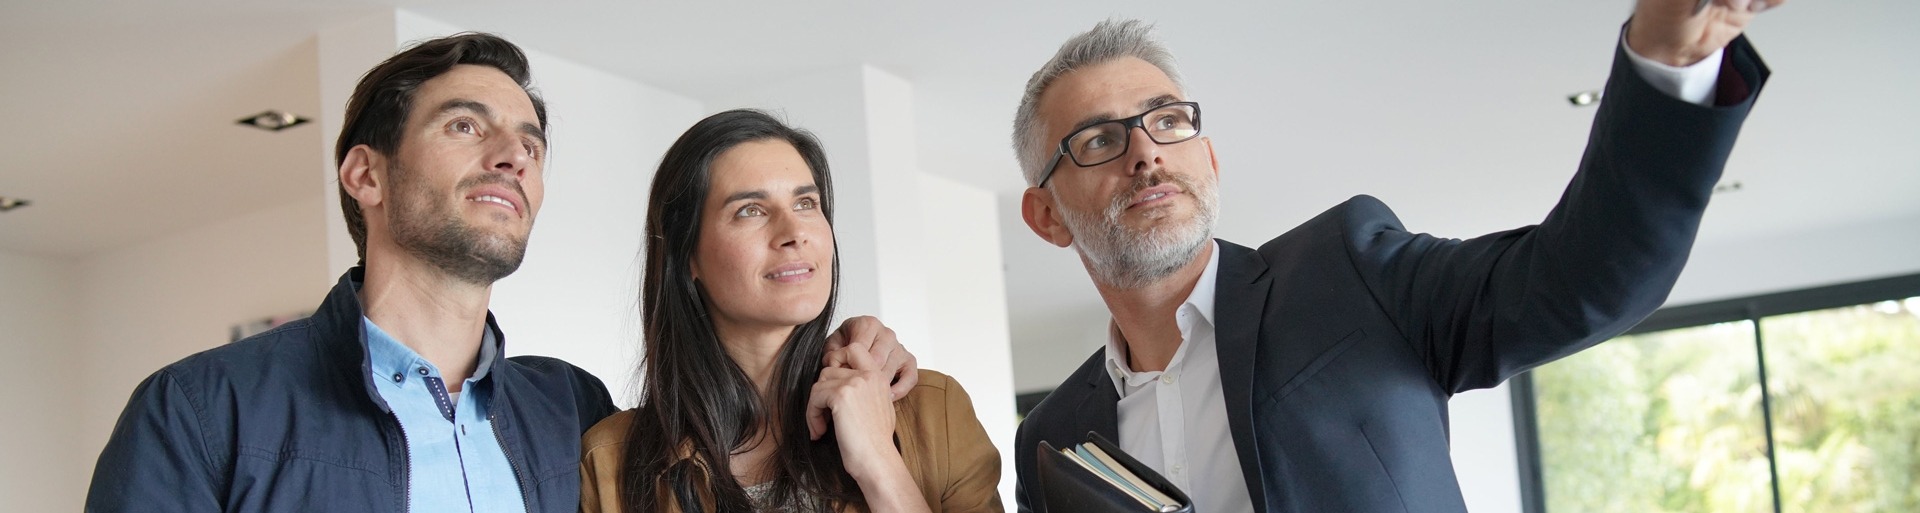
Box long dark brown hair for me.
[624,109,861,512]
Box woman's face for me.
[693,139,835,336]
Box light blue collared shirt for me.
[365,317,526,513]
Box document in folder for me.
[1036,431,1192,513]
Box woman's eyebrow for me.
[720,189,767,205]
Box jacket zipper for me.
[391,412,412,512]
[491,411,534,513]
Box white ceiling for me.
[3,2,1915,381]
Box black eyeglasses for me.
[1037,101,1202,187]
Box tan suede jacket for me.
[581,369,1004,513]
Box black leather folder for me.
[1036,431,1193,513]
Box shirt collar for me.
[362,316,498,385]
[1103,240,1222,394]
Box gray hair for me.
[1011,18,1185,187]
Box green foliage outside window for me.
[1532,297,1920,513]
[1762,299,1920,512]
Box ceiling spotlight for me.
[237,110,310,131]
[1567,90,1603,107]
[0,196,30,212]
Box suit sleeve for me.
[1013,420,1037,513]
[1348,34,1769,393]
[85,369,223,512]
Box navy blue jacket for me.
[86,268,619,512]
[1016,36,1769,512]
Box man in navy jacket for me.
[1010,1,1777,511]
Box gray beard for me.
[387,168,530,286]
[1057,174,1219,290]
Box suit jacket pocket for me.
[1263,328,1367,406]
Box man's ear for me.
[1202,136,1220,180]
[339,145,386,209]
[1021,187,1075,248]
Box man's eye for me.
[1082,135,1112,151]
[796,197,818,210]
[736,205,767,218]
[450,119,478,134]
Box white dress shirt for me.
[1096,44,1719,511]
[1104,240,1254,513]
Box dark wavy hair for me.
[333,32,546,261]
[624,109,860,512]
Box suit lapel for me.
[1213,240,1273,509]
[1076,356,1121,442]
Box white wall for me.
[1450,384,1523,513]
[0,250,85,511]
[73,196,330,498]
[919,174,1021,502]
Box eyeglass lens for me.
[1065,103,1199,167]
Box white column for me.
[315,11,401,281]
[918,174,1020,502]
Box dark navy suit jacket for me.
[1016,35,1769,513]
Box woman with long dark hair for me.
[580,109,1003,513]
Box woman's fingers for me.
[847,339,878,371]
[884,347,918,400]
[822,329,848,367]
[824,346,849,369]
[807,367,851,440]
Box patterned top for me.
[743,481,827,513]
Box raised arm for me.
[1351,2,1775,393]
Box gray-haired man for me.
[1011,1,1779,511]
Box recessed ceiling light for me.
[1567,90,1603,107]
[0,196,30,212]
[236,110,310,131]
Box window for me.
[1517,274,1920,513]
[1760,300,1920,512]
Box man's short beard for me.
[387,164,531,286]
[1057,172,1219,290]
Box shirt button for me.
[1173,464,1184,474]
[391,373,403,382]
[417,367,429,376]
[1162,375,1176,385]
